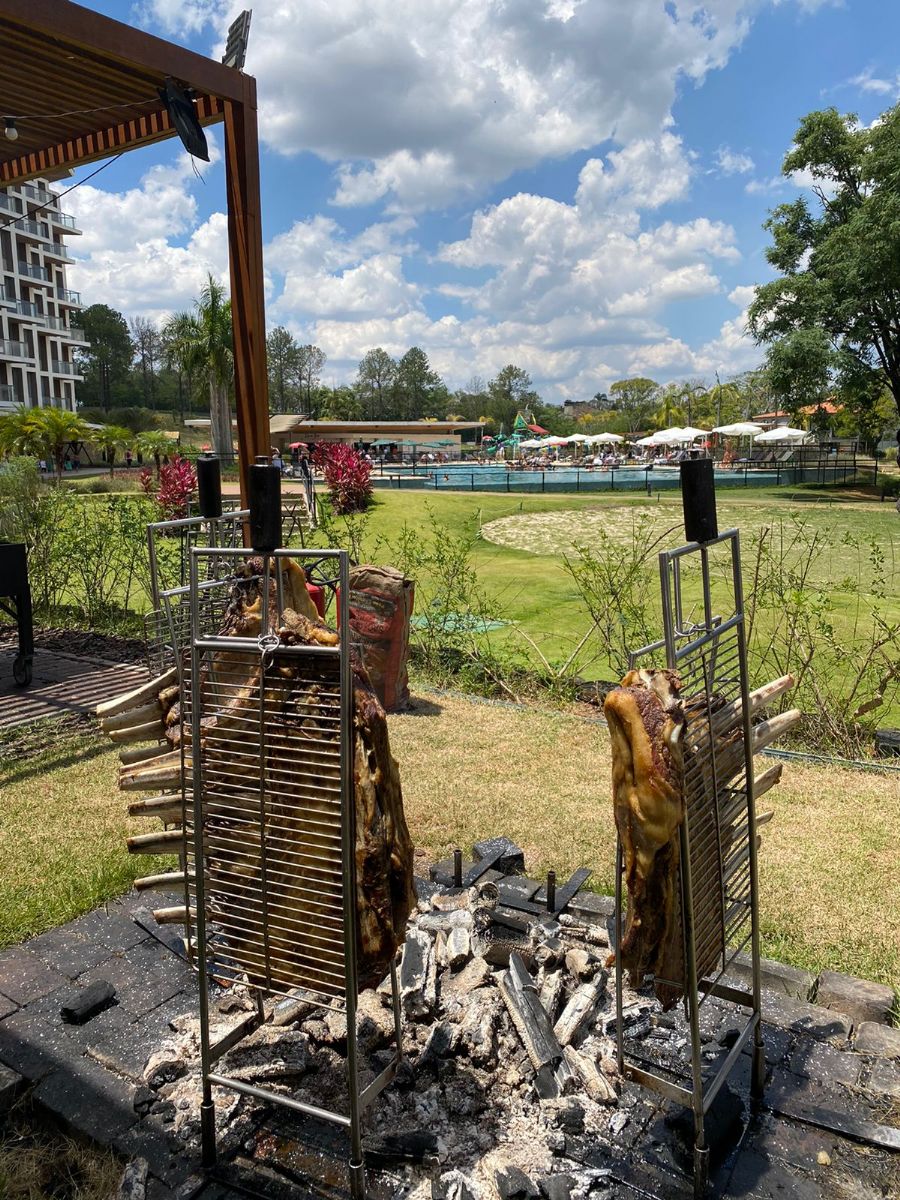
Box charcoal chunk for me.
[60,980,116,1025]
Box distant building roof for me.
[799,401,844,415]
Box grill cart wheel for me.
[13,654,32,687]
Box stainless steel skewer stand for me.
[614,527,765,1198]
[183,545,402,1200]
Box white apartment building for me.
[0,177,88,413]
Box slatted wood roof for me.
[0,0,243,184]
[0,0,271,495]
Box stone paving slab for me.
[0,649,148,729]
[0,893,897,1199]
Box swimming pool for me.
[369,463,862,493]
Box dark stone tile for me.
[69,907,149,953]
[613,1155,695,1199]
[33,1055,139,1144]
[0,1061,23,1113]
[788,1041,862,1088]
[760,992,850,1047]
[119,973,192,1019]
[865,1058,900,1101]
[77,1005,155,1082]
[814,970,895,1027]
[0,992,18,1021]
[142,990,198,1033]
[95,909,153,952]
[26,926,111,979]
[0,947,69,1005]
[751,1025,793,1067]
[114,1116,194,1186]
[767,1067,880,1126]
[472,836,525,874]
[854,1021,900,1060]
[0,1011,83,1081]
[725,1150,821,1199]
[747,1113,842,1171]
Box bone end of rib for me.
[751,708,801,755]
[95,667,177,719]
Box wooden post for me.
[224,78,270,506]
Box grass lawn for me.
[0,722,173,948]
[308,486,900,724]
[2,698,897,990]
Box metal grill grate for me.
[183,644,348,1006]
[181,546,400,1199]
[614,529,765,1198]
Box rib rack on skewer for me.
[97,555,416,998]
[605,666,797,1009]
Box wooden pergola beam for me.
[0,0,270,503]
[0,0,246,104]
[0,96,224,186]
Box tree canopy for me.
[749,103,900,423]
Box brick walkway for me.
[0,890,897,1198]
[0,650,148,730]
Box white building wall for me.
[0,178,88,414]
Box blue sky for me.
[64,0,900,403]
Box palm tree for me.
[0,406,90,478]
[162,275,233,458]
[0,406,44,460]
[92,424,133,477]
[651,387,687,431]
[136,431,176,477]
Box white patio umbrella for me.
[652,426,691,443]
[545,436,570,446]
[519,438,543,449]
[712,422,763,437]
[673,425,710,442]
[635,433,662,447]
[754,427,809,443]
[593,431,624,443]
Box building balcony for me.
[22,184,54,205]
[13,300,41,321]
[52,359,82,377]
[43,241,74,262]
[0,339,33,359]
[18,261,51,283]
[0,384,17,409]
[0,284,13,306]
[49,211,80,234]
[16,218,48,239]
[41,315,86,340]
[0,193,20,215]
[56,288,82,306]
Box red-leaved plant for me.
[141,456,197,519]
[312,444,373,514]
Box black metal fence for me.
[371,457,877,495]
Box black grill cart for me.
[0,543,34,686]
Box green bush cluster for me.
[0,458,162,633]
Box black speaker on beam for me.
[196,454,222,519]
[248,457,281,553]
[680,458,718,545]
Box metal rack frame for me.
[185,546,402,1200]
[614,529,765,1197]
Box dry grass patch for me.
[0,1103,121,1200]
[389,693,900,989]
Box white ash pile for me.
[135,845,662,1200]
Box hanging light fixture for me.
[158,79,209,161]
[4,118,18,141]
